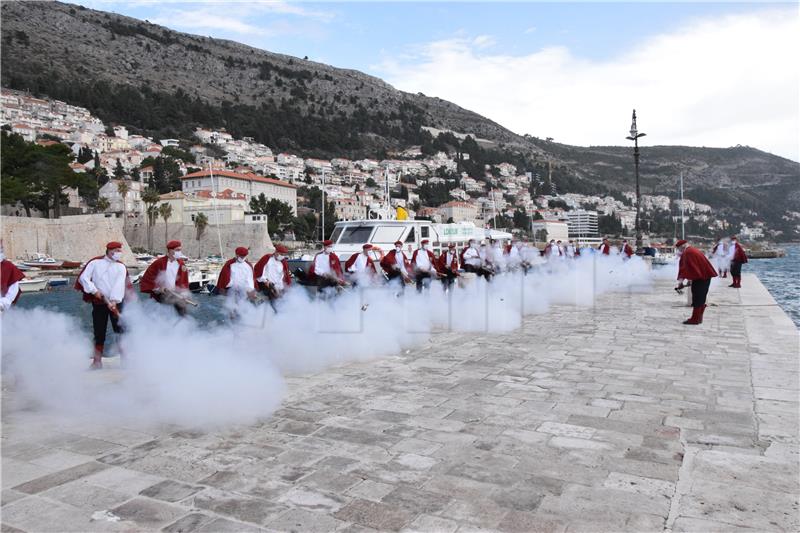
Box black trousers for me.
[152,292,187,316]
[463,264,493,281]
[690,278,711,308]
[92,302,124,346]
[440,269,458,289]
[730,261,743,277]
[415,271,432,292]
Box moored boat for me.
[18,278,49,292]
[46,277,70,287]
[22,253,63,269]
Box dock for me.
[1,274,798,532]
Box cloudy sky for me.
[73,1,799,161]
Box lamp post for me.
[625,109,646,249]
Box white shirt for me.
[314,252,332,276]
[463,247,481,267]
[507,246,521,265]
[713,241,726,257]
[548,244,560,257]
[565,245,576,258]
[727,242,738,260]
[415,249,431,272]
[227,260,254,292]
[79,256,127,304]
[163,258,179,290]
[264,257,286,291]
[443,251,457,269]
[347,253,370,274]
[394,250,409,274]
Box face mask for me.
[422,244,428,250]
[236,256,245,263]
[395,246,402,252]
[275,255,283,261]
[324,247,332,254]
[173,251,184,259]
[111,252,122,261]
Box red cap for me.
[675,239,687,248]
[730,235,737,240]
[394,240,403,246]
[362,244,373,250]
[106,241,123,250]
[274,244,288,254]
[448,242,456,248]
[235,246,249,257]
[421,239,429,245]
[323,239,334,247]
[166,240,182,250]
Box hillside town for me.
[0,88,775,247]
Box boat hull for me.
[19,279,49,292]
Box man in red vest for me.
[675,239,718,325]
[620,239,634,259]
[598,237,611,255]
[255,244,292,304]
[411,239,441,292]
[308,240,345,290]
[140,240,191,315]
[437,242,460,290]
[0,244,25,313]
[74,242,131,369]
[345,243,379,286]
[727,235,748,288]
[381,240,412,284]
[216,247,257,301]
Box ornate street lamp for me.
[626,109,646,249]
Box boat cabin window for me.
[372,226,405,245]
[330,227,344,243]
[405,227,415,243]
[421,226,430,238]
[338,226,373,244]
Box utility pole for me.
[625,110,646,249]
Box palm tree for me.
[158,202,173,247]
[116,180,129,218]
[194,212,208,258]
[95,197,110,214]
[142,188,160,251]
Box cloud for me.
[375,8,800,161]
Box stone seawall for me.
[123,220,274,258]
[1,215,136,264]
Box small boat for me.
[61,260,81,269]
[18,278,49,292]
[136,253,155,262]
[23,253,63,269]
[189,270,215,292]
[46,277,70,287]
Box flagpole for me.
[208,162,224,259]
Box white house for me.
[181,169,298,214]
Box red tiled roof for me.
[182,169,297,189]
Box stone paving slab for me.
[2,273,798,532]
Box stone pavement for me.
[2,274,798,532]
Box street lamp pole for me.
[626,109,646,249]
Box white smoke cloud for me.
[1,253,668,430]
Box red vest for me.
[216,258,255,295]
[411,249,440,273]
[437,250,460,273]
[345,253,377,274]
[308,252,344,281]
[1,260,25,304]
[381,249,411,275]
[678,246,718,281]
[139,256,189,297]
[254,254,292,286]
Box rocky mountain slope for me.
[2,1,798,231]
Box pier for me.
[2,274,798,532]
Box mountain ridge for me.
[1,0,798,233]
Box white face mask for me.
[395,246,402,252]
[172,251,184,260]
[236,256,245,263]
[324,247,332,254]
[422,244,428,250]
[274,254,283,261]
[111,252,122,261]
